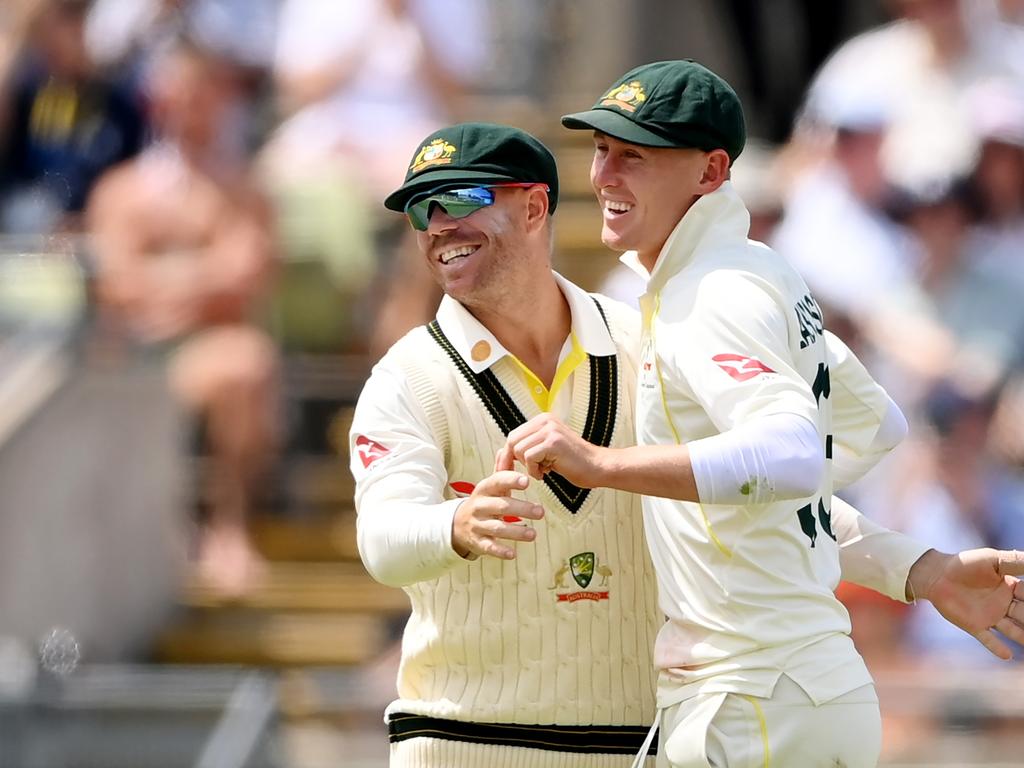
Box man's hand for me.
[499,414,605,486]
[451,471,544,561]
[909,548,1024,660]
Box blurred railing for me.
[0,665,278,768]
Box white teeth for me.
[605,200,633,213]
[439,245,478,264]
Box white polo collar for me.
[433,271,617,373]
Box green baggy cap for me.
[561,60,746,162]
[384,122,559,213]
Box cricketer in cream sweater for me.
[353,275,658,726]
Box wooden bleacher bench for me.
[156,612,392,667]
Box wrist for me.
[592,446,622,489]
[906,548,948,603]
[449,499,477,560]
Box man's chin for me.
[600,228,630,253]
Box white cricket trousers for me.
[656,675,881,768]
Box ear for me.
[697,149,731,194]
[523,184,550,233]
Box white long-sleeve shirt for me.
[622,181,925,708]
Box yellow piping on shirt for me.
[651,292,732,559]
[742,695,771,768]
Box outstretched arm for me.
[832,497,1024,660]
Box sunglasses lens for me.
[406,187,497,230]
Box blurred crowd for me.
[2,0,1024,667]
[0,0,489,595]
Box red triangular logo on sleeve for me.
[712,353,775,382]
[355,435,391,468]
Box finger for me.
[1009,595,1024,624]
[503,500,544,521]
[997,549,1024,576]
[973,629,1013,661]
[484,519,538,544]
[474,470,529,497]
[494,445,515,473]
[509,430,548,466]
[522,443,558,479]
[995,615,1024,647]
[482,498,544,522]
[506,414,554,446]
[1013,579,1024,601]
[477,537,515,560]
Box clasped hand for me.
[496,413,605,486]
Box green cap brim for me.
[384,169,522,212]
[561,108,678,148]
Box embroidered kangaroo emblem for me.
[550,562,570,589]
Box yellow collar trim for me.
[510,331,587,411]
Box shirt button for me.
[534,386,543,394]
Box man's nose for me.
[592,156,619,190]
[426,204,459,235]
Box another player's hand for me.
[451,471,544,561]
[499,414,604,486]
[909,548,1024,660]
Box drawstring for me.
[630,708,662,768]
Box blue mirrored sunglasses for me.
[404,183,548,231]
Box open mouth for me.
[604,200,634,217]
[437,244,480,265]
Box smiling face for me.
[590,132,729,270]
[414,186,548,310]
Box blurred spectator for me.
[873,178,1024,401]
[268,0,485,198]
[965,78,1024,275]
[83,0,185,81]
[801,0,1023,195]
[961,79,1024,470]
[260,0,489,355]
[86,34,279,595]
[85,0,277,78]
[0,0,146,234]
[772,95,916,326]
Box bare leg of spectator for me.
[170,326,280,595]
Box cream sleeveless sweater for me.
[384,296,659,727]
